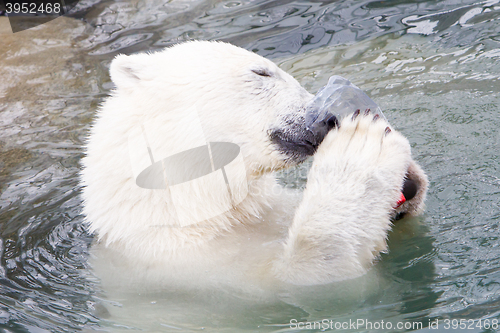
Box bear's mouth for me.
[269,108,339,164]
[269,129,319,163]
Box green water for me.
[0,0,499,331]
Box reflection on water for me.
[0,0,499,331]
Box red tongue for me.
[395,192,406,208]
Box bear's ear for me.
[109,53,152,91]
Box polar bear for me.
[81,41,427,286]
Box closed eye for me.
[251,68,272,77]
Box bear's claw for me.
[352,109,360,120]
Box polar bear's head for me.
[108,41,327,175]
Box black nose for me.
[402,177,418,201]
[307,113,339,147]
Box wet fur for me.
[81,41,428,286]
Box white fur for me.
[81,41,427,286]
[274,115,413,284]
